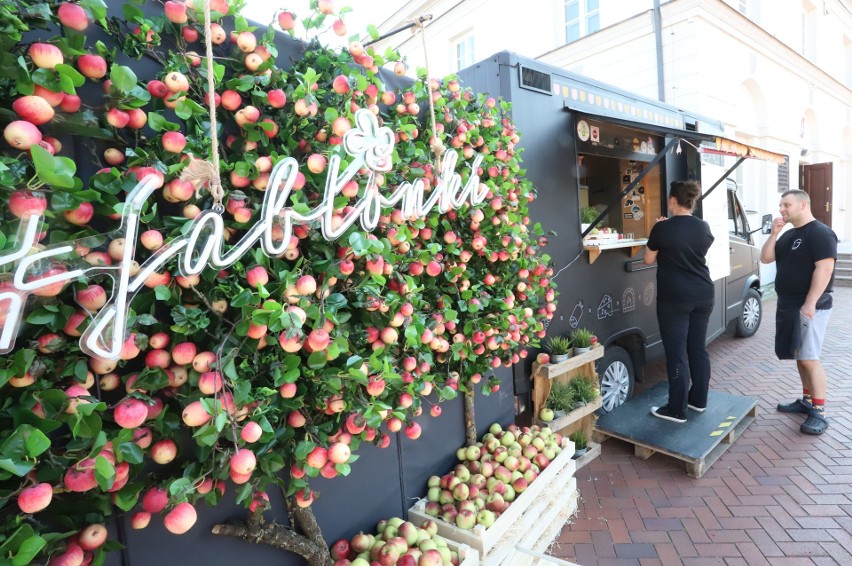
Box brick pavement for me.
[550,287,852,565]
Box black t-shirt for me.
[646,215,715,303]
[775,220,837,310]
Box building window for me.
[453,34,474,71]
[565,0,600,43]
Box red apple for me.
[164,1,188,24]
[278,10,295,30]
[181,401,211,427]
[62,202,95,226]
[13,96,54,125]
[77,54,108,79]
[4,121,42,150]
[147,80,169,98]
[29,43,63,69]
[164,502,197,535]
[77,523,108,551]
[60,94,82,113]
[240,421,263,443]
[8,190,47,218]
[17,482,53,513]
[151,439,178,464]
[58,3,89,31]
[229,448,256,475]
[113,398,148,429]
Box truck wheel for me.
[735,288,762,337]
[596,346,634,413]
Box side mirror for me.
[760,214,772,235]
[749,214,773,236]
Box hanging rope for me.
[180,0,224,209]
[412,16,444,171]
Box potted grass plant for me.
[570,328,593,355]
[544,335,572,363]
[568,375,599,409]
[570,430,588,459]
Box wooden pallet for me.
[594,383,758,478]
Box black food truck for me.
[458,51,780,414]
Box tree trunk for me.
[464,389,477,446]
[212,500,332,566]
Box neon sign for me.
[0,110,486,360]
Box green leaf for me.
[95,455,116,491]
[114,482,141,511]
[0,458,34,477]
[118,442,144,464]
[307,351,327,369]
[80,0,108,23]
[55,63,85,88]
[154,285,171,301]
[11,535,45,566]
[24,428,50,457]
[109,65,138,93]
[147,112,179,132]
[169,478,193,499]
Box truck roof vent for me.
[519,65,552,95]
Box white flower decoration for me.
[343,109,395,173]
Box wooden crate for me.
[408,438,577,557]
[498,546,580,566]
[481,468,578,565]
[445,538,479,566]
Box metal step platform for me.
[593,382,757,478]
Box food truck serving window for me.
[575,117,663,242]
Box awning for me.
[702,137,786,164]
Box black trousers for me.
[657,298,714,417]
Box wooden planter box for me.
[532,346,603,447]
[536,396,602,439]
[408,438,577,559]
[571,440,601,471]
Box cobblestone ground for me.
[551,287,852,566]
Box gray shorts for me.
[796,309,831,360]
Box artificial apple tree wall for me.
[0,0,557,564]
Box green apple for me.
[539,408,555,422]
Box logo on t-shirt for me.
[792,239,802,250]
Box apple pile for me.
[421,422,564,530]
[330,517,462,566]
[0,0,557,562]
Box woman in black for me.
[643,180,715,423]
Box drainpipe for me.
[653,0,665,102]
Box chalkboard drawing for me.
[597,295,614,319]
[569,301,584,328]
[643,282,655,306]
[622,288,636,312]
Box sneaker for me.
[777,398,812,414]
[651,405,687,423]
[688,404,706,412]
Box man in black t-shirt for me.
[760,189,837,435]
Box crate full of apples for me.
[407,422,576,556]
[329,516,478,566]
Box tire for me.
[596,345,635,413]
[735,288,762,337]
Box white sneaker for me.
[688,404,706,412]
